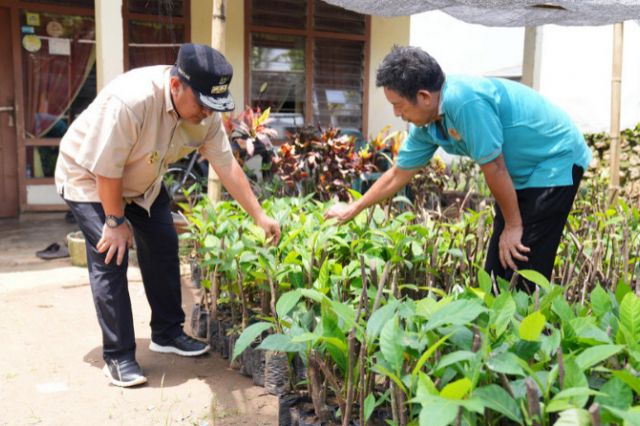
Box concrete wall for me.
[410,11,640,134]
[95,0,124,89]
[368,16,411,136]
[411,11,524,77]
[190,0,244,113]
[537,23,640,133]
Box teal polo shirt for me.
[396,75,592,189]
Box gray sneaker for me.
[102,358,147,387]
[149,333,210,357]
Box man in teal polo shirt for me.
[325,46,591,291]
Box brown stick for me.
[589,402,601,426]
[307,351,331,422]
[266,269,280,332]
[525,378,541,426]
[343,256,369,426]
[235,260,249,329]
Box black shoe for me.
[102,358,147,387]
[149,333,210,357]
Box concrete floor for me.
[0,212,277,426]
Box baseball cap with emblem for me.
[174,43,235,112]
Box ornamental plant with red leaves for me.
[271,126,378,201]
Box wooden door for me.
[0,7,18,217]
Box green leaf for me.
[552,296,575,324]
[477,268,493,294]
[418,396,458,426]
[612,369,640,394]
[486,351,526,376]
[366,301,399,339]
[440,378,472,400]
[474,384,523,424]
[562,358,589,408]
[570,317,611,344]
[553,408,591,426]
[615,280,632,304]
[601,405,640,426]
[231,322,273,361]
[591,285,612,319]
[257,334,305,353]
[425,299,487,331]
[434,351,476,372]
[300,288,325,302]
[329,299,357,331]
[282,250,302,265]
[552,387,604,401]
[416,371,439,399]
[372,363,407,394]
[416,297,439,319]
[363,394,376,422]
[380,315,405,373]
[519,311,546,342]
[517,269,551,292]
[575,344,624,370]
[602,405,640,426]
[411,334,451,377]
[316,258,331,291]
[491,292,516,337]
[595,378,633,412]
[619,292,640,341]
[276,289,301,318]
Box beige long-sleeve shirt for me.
[55,65,233,212]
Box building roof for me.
[322,1,640,27]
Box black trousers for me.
[65,187,184,362]
[485,165,584,292]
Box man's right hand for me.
[97,222,133,266]
[324,202,359,224]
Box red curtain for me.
[22,12,95,138]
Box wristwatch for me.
[105,215,126,228]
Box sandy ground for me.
[0,213,278,426]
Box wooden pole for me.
[521,26,542,90]
[609,22,624,191]
[207,0,227,203]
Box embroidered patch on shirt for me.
[448,128,462,141]
[148,151,160,164]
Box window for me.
[20,8,96,181]
[246,0,369,136]
[123,0,190,70]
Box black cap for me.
[175,43,235,112]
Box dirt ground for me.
[0,213,278,426]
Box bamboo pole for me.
[521,26,542,90]
[207,0,227,203]
[609,22,624,192]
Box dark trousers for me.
[485,165,584,292]
[65,187,184,362]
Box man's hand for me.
[256,213,281,245]
[97,222,134,266]
[324,202,358,224]
[499,224,530,271]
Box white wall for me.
[410,12,640,134]
[369,16,411,136]
[537,23,640,133]
[411,11,524,77]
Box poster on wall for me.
[49,38,71,56]
[22,34,41,52]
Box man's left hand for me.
[256,213,281,245]
[499,224,530,271]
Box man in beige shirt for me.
[55,44,280,387]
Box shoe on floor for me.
[102,358,147,387]
[149,333,210,357]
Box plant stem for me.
[343,256,369,426]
